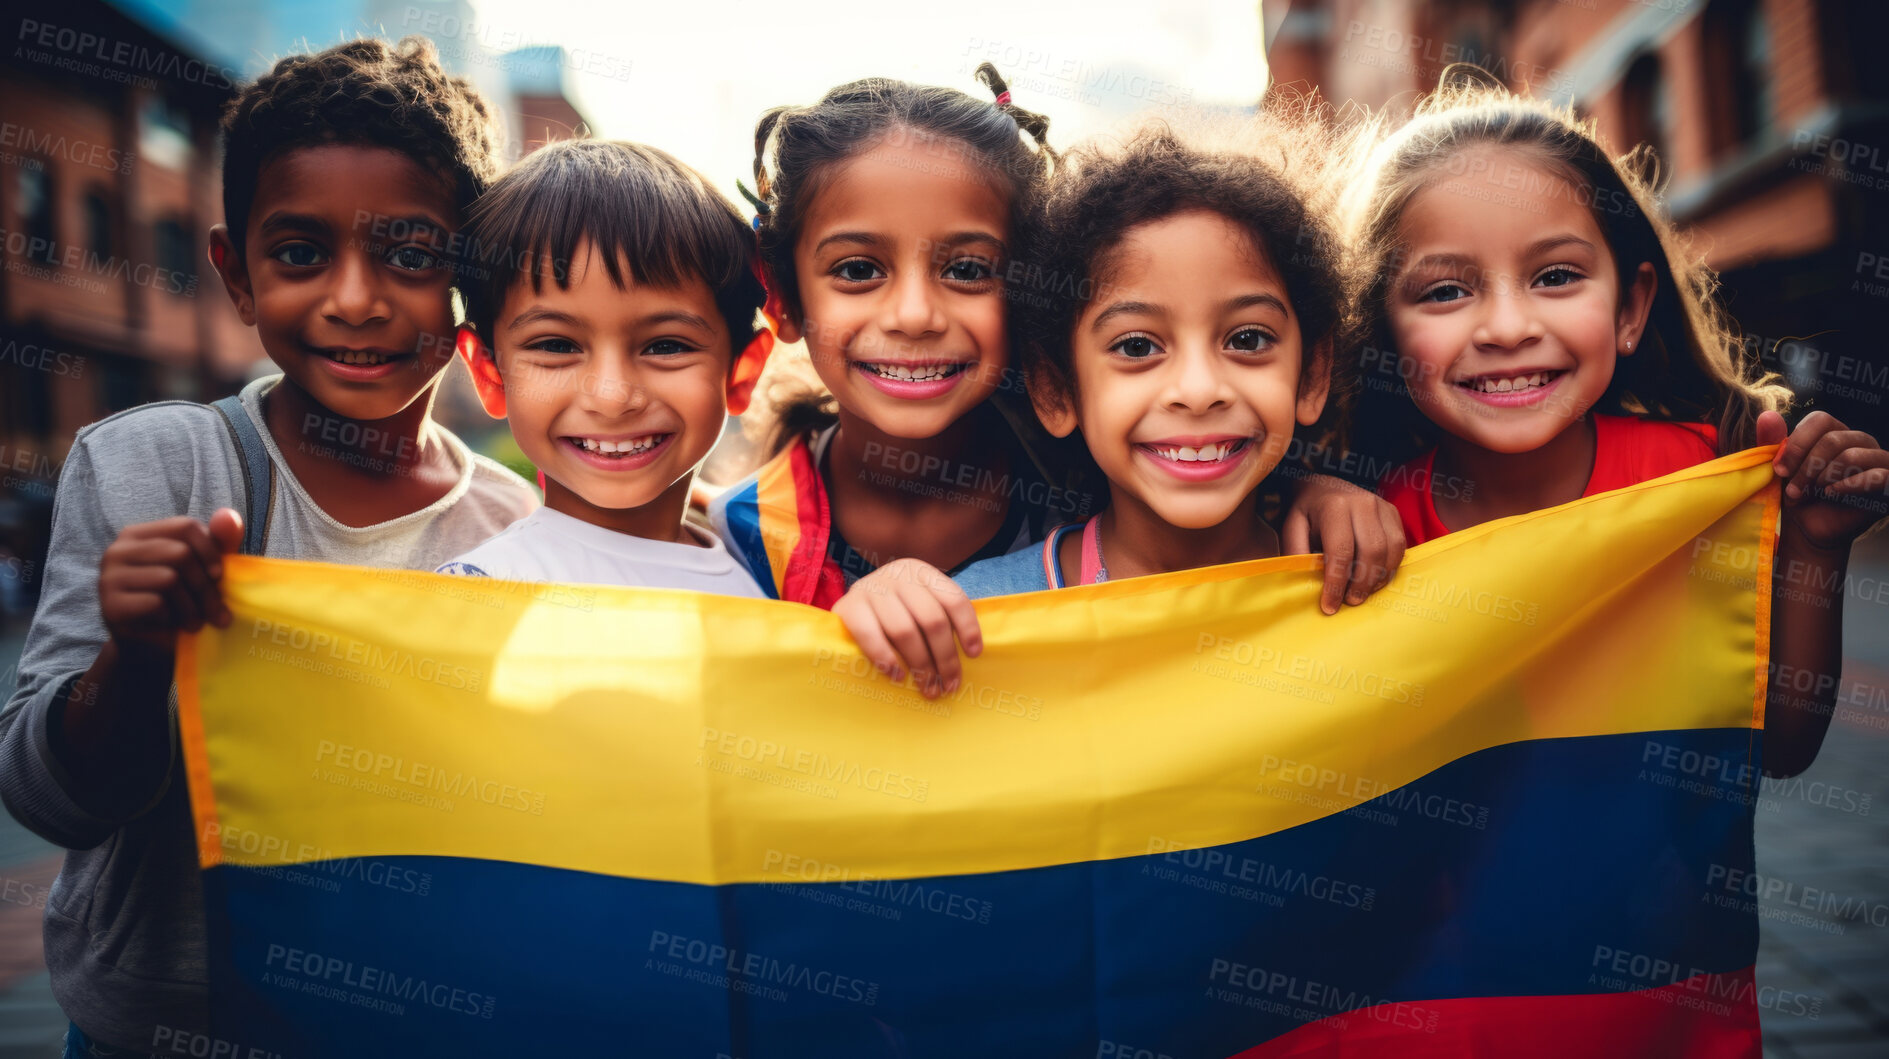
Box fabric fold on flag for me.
[179,448,1780,1058]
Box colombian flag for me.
[715,436,848,607]
[178,449,1779,1057]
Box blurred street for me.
[1757,530,1889,1058]
[0,621,65,1057]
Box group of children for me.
[1,34,1884,1056]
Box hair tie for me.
[735,178,770,224]
[994,90,1012,107]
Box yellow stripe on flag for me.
[178,449,1777,885]
[754,449,801,596]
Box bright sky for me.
[472,0,1269,205]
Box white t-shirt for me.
[437,507,767,598]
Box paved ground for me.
[0,537,1882,1057]
[0,620,66,1057]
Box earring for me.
[1624,338,1634,352]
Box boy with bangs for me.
[440,138,774,593]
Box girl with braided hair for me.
[709,64,1076,612]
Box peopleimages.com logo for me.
[15,19,240,90]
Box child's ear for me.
[757,264,800,345]
[1296,336,1333,427]
[1025,361,1079,438]
[726,330,774,417]
[208,225,255,326]
[1617,262,1657,356]
[774,308,803,345]
[457,327,507,419]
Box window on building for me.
[83,191,112,261]
[100,352,150,413]
[138,96,193,170]
[153,219,194,291]
[16,166,57,264]
[1620,52,1670,170]
[1706,0,1774,149]
[5,360,54,439]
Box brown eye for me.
[833,259,882,283]
[388,245,442,272]
[1228,328,1274,352]
[272,243,325,267]
[943,259,992,282]
[1111,335,1159,359]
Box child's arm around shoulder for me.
[834,559,984,701]
[1282,474,1409,616]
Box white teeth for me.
[864,363,963,382]
[1467,371,1554,393]
[576,436,663,456]
[1152,441,1241,462]
[332,350,388,365]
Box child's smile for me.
[233,144,461,421]
[1388,148,1653,455]
[560,431,677,470]
[791,135,1011,440]
[307,344,413,381]
[1452,367,1567,403]
[1055,209,1323,533]
[850,358,977,400]
[1135,435,1256,482]
[486,239,732,539]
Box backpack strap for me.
[211,395,274,556]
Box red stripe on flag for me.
[1233,967,1761,1059]
[780,440,835,606]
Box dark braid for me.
[220,36,504,257]
[971,62,1055,160]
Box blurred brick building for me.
[0,0,588,616]
[0,0,244,615]
[507,44,592,152]
[2,0,246,449]
[1265,0,1888,434]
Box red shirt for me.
[1380,414,1720,547]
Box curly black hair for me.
[219,36,504,258]
[1014,122,1346,412]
